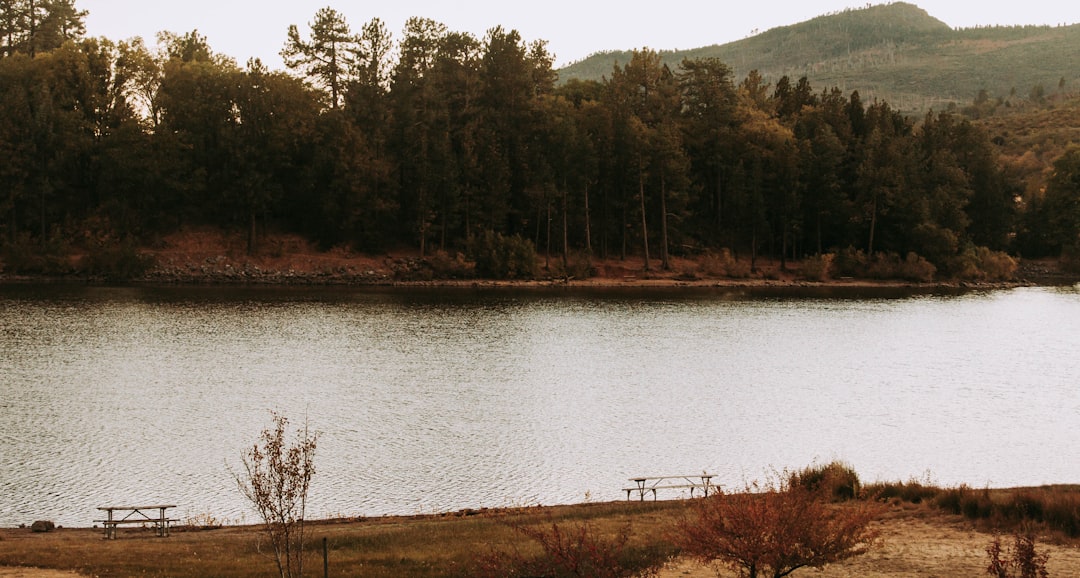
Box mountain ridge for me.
[559,2,1080,113]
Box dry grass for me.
[0,502,679,578]
[3,497,1080,577]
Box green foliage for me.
[468,230,539,280]
[282,7,358,110]
[0,4,1068,274]
[950,246,1018,281]
[561,3,1080,119]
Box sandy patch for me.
[655,512,1080,577]
[0,569,83,578]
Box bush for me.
[951,246,1018,281]
[549,251,597,280]
[1,232,72,275]
[426,250,474,279]
[935,485,1080,538]
[1044,494,1080,538]
[937,485,995,520]
[789,461,861,502]
[911,223,959,269]
[1061,244,1080,275]
[864,480,941,504]
[799,253,835,281]
[468,230,539,280]
[81,239,156,281]
[698,249,752,279]
[830,248,938,281]
[474,515,668,578]
[832,247,869,278]
[898,252,938,282]
[674,475,882,578]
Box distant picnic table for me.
[624,474,716,501]
[94,505,177,539]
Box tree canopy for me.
[2,4,1074,280]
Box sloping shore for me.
[2,230,1075,288]
[2,501,1080,577]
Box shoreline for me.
[2,229,1077,289]
[1,263,1073,291]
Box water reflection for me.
[1,285,1078,527]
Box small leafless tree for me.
[235,412,318,578]
[987,531,1050,578]
[674,475,882,578]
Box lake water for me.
[1,284,1079,528]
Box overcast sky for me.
[81,1,1080,69]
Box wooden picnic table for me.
[624,474,716,501]
[94,505,177,539]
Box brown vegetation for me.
[4,228,1063,288]
[673,480,882,577]
[4,484,1080,577]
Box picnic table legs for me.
[104,509,115,540]
[157,507,169,537]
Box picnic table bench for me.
[94,505,177,539]
[624,474,716,501]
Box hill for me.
[559,2,1080,114]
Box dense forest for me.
[2,1,1080,280]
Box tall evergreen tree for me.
[282,7,357,109]
[1,0,84,57]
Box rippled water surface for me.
[2,284,1079,527]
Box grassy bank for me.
[0,501,680,578]
[4,475,1080,577]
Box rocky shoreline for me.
[1,249,1076,289]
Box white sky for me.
[81,1,1080,68]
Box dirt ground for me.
[0,570,80,578]
[655,506,1080,578]
[4,506,1079,577]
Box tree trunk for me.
[660,170,670,270]
[639,167,650,271]
[584,182,592,255]
[780,221,788,272]
[751,228,758,273]
[562,191,569,272]
[816,212,823,255]
[544,201,551,270]
[867,193,878,255]
[247,211,257,256]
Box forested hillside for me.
[2,1,1080,282]
[561,3,1080,115]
